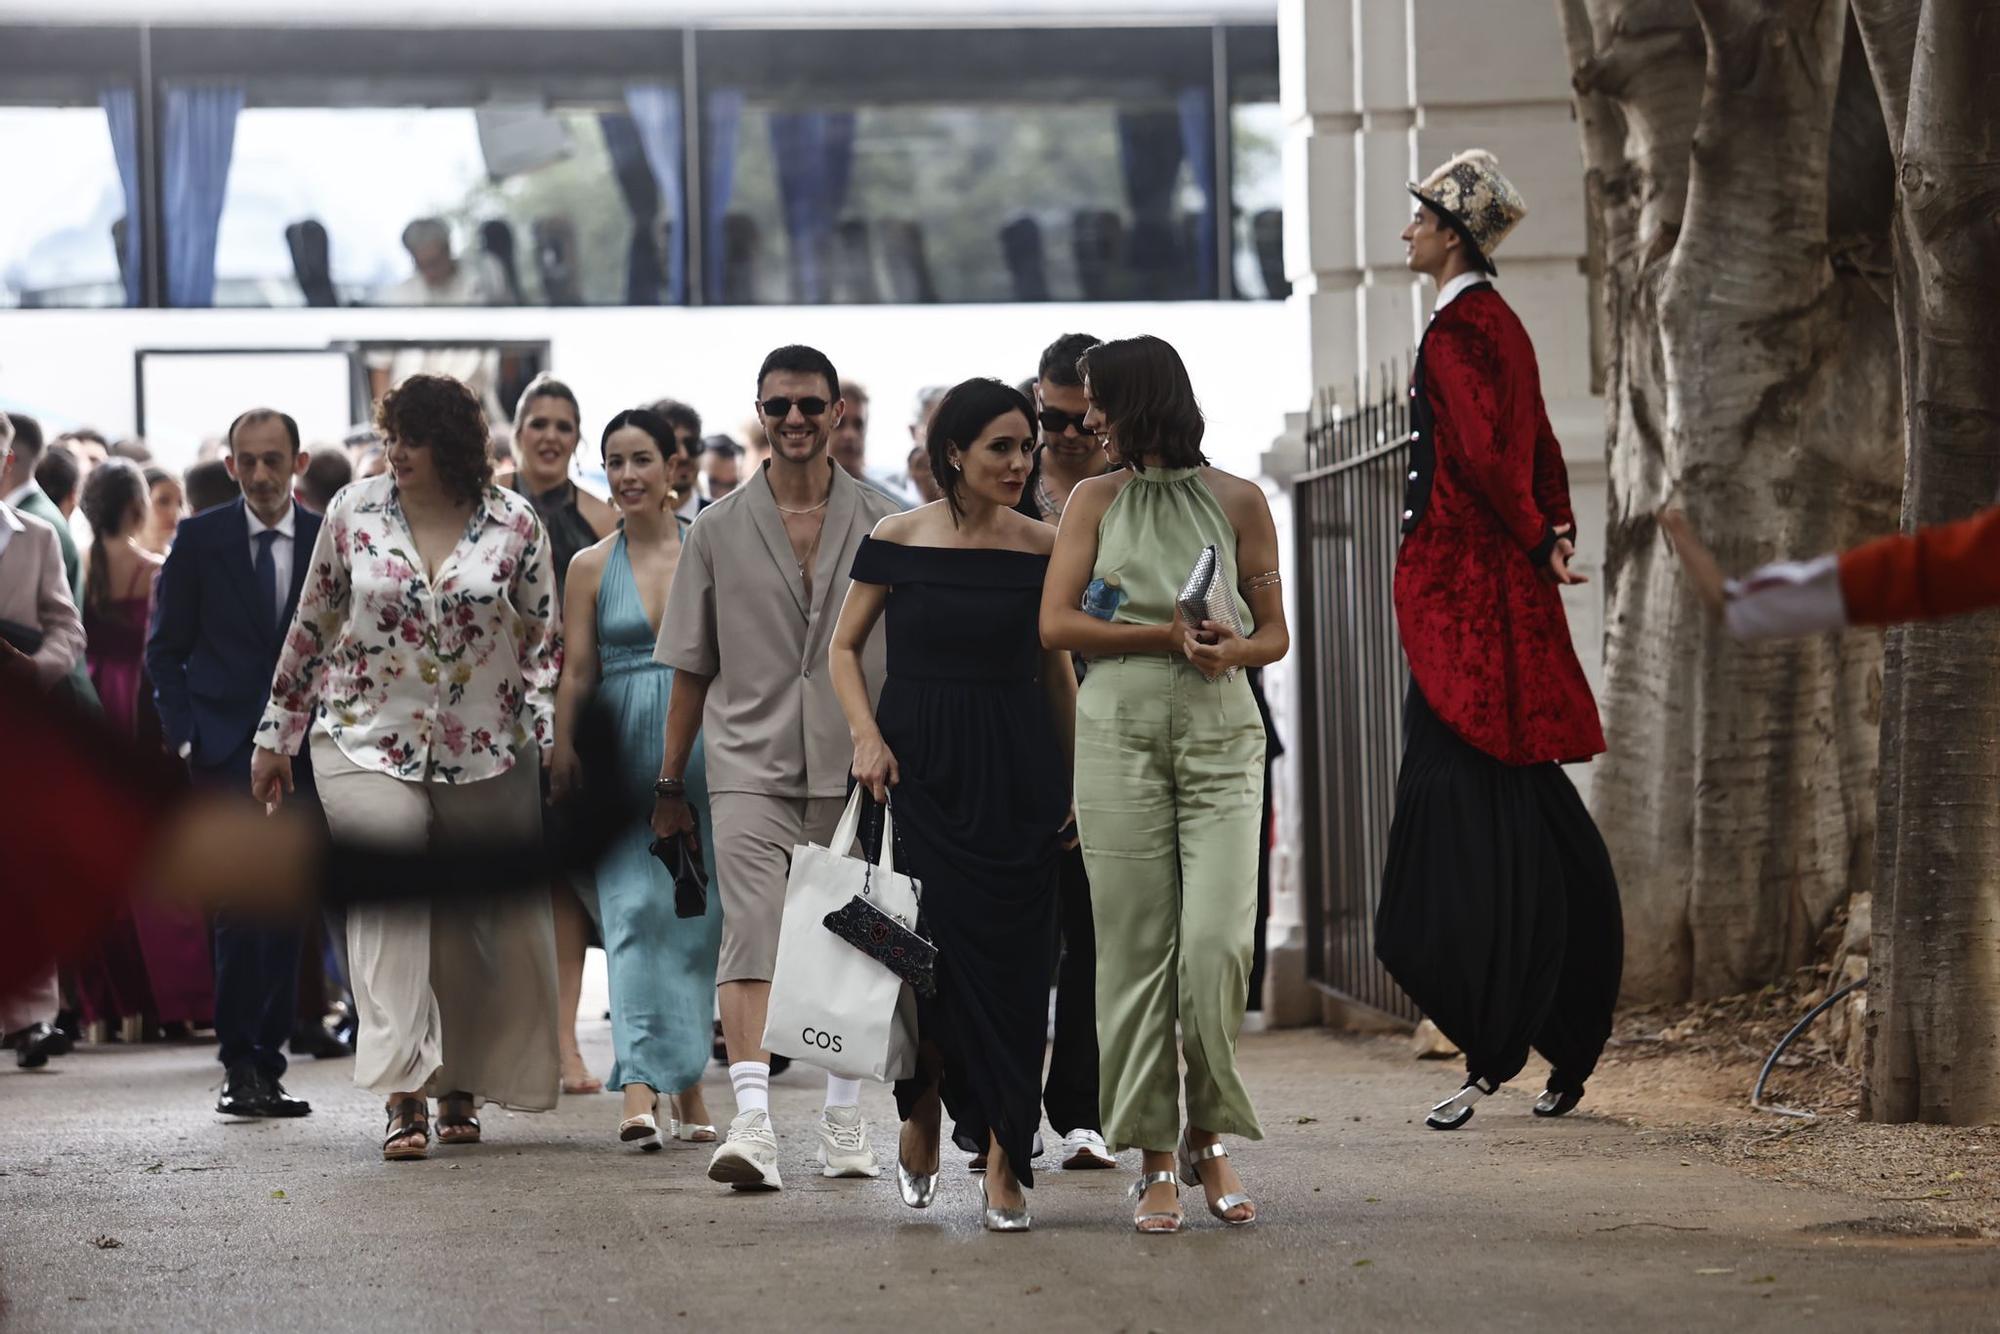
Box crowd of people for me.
[14,149,1990,1239]
[0,305,1293,1232]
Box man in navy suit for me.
[147,408,321,1118]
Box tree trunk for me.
[1560,0,1904,1002]
[1858,0,2000,1124]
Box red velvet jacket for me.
[1394,287,1605,766]
[1839,505,2000,625]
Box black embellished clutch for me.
[823,894,937,998]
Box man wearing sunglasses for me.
[1020,331,1112,524]
[1004,332,1121,1174]
[652,344,903,1192]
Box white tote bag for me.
[760,790,921,1082]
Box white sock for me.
[824,1075,861,1111]
[730,1061,770,1116]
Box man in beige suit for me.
[653,344,901,1191]
[0,411,88,1068]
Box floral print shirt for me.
[255,474,560,783]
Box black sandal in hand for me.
[436,1091,481,1145]
[383,1097,430,1161]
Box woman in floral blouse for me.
[251,373,564,1162]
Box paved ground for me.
[2,1019,1996,1333]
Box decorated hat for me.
[1408,150,1526,272]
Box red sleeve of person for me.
[1839,505,2000,626]
[0,670,181,988]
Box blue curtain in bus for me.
[98,87,142,307]
[1178,87,1217,299]
[162,84,244,307]
[768,111,856,304]
[624,84,685,305]
[1115,88,1216,298]
[704,88,744,301]
[598,112,666,303]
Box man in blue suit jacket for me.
[147,409,321,1118]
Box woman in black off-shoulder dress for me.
[829,378,1074,1232]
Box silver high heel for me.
[1426,1076,1497,1131]
[1129,1170,1184,1234]
[1177,1135,1256,1226]
[897,1157,939,1209]
[980,1176,1030,1232]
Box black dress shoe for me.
[217,1063,271,1116]
[6,1023,61,1069]
[261,1076,312,1118]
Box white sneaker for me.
[815,1105,881,1178]
[1060,1129,1118,1170]
[707,1108,783,1191]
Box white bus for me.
[0,0,1301,480]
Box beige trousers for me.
[311,734,560,1110]
[708,792,846,984]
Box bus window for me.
[697,26,1227,306]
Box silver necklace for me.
[773,495,830,516]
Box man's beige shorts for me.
[709,792,846,984]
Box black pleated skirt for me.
[1375,683,1623,1092]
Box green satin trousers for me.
[1074,654,1267,1154]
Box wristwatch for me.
[654,777,686,799]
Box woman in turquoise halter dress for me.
[550,408,723,1152]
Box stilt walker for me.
[1374,151,1623,1129]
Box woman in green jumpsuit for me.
[1039,335,1290,1234]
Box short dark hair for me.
[301,446,353,513]
[143,464,176,494]
[35,443,80,506]
[1417,197,1496,276]
[4,412,45,465]
[755,345,840,402]
[600,407,679,461]
[184,458,240,514]
[1037,333,1100,389]
[110,438,153,463]
[701,435,743,461]
[1076,335,1206,472]
[226,407,302,456]
[648,398,705,454]
[926,377,1035,523]
[515,374,580,429]
[376,373,492,505]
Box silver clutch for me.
[1176,543,1243,681]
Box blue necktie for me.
[255,529,280,636]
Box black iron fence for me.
[1293,368,1420,1023]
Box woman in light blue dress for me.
[550,408,723,1152]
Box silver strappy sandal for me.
[1177,1135,1256,1226]
[1129,1170,1184,1234]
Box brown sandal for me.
[383,1097,430,1161]
[436,1091,481,1145]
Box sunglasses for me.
[1038,407,1099,438]
[758,396,830,419]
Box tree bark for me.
[1860,0,2000,1125]
[1561,0,1904,1001]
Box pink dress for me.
[73,564,213,1027]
